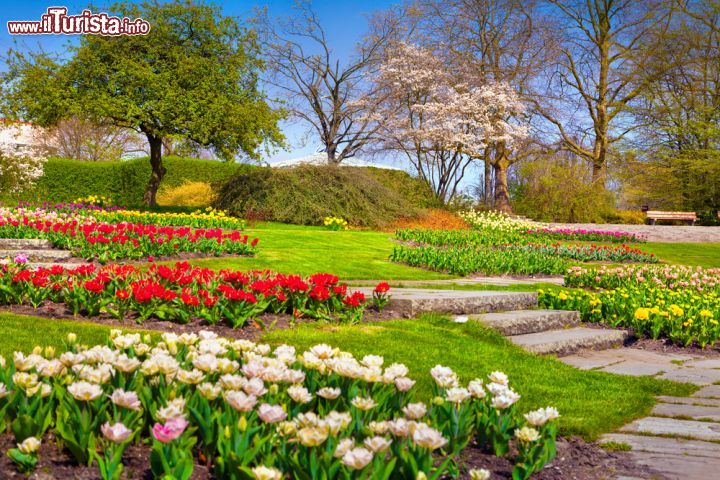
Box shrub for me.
[157,181,216,207]
[18,156,250,206]
[215,165,432,227]
[600,210,646,225]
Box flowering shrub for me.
[323,217,348,231]
[0,261,379,327]
[0,142,46,195]
[539,266,720,346]
[0,208,257,262]
[0,331,559,479]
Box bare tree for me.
[255,1,405,164]
[41,117,146,161]
[540,0,675,186]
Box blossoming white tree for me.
[0,123,46,195]
[372,43,528,204]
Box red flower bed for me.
[0,261,385,327]
[0,214,259,262]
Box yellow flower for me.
[700,310,713,318]
[634,308,651,321]
[669,304,683,316]
[558,292,568,301]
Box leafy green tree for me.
[1,0,283,206]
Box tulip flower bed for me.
[0,330,559,479]
[539,266,720,347]
[390,244,568,276]
[526,227,645,244]
[0,208,257,262]
[93,207,246,230]
[516,244,658,263]
[0,261,382,327]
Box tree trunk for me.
[494,158,512,214]
[484,157,492,207]
[142,134,166,207]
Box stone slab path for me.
[349,276,564,287]
[573,350,720,479]
[548,222,720,243]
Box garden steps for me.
[0,238,54,249]
[507,327,629,356]
[466,309,580,336]
[0,248,73,262]
[356,287,538,316]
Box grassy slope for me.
[188,222,452,280]
[642,242,720,268]
[263,314,695,441]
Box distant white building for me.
[271,152,403,170]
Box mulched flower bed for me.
[0,433,659,480]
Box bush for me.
[600,210,646,225]
[17,156,251,206]
[215,165,432,227]
[157,181,216,207]
[512,157,615,223]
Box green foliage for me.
[512,157,616,222]
[20,157,250,206]
[157,181,216,207]
[215,166,433,227]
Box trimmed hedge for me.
[214,165,437,227]
[20,156,250,206]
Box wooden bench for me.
[646,210,697,226]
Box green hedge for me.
[20,156,251,206]
[214,165,436,227]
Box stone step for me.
[466,309,580,335]
[509,326,628,356]
[619,416,720,442]
[652,402,720,421]
[0,238,54,249]
[357,288,537,316]
[600,433,720,480]
[0,249,72,262]
[656,396,720,408]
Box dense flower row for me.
[390,245,567,276]
[539,286,720,347]
[459,210,537,233]
[93,207,246,230]
[525,228,645,244]
[538,266,720,346]
[0,261,385,327]
[0,208,257,262]
[0,331,559,479]
[516,244,658,263]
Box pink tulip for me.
[152,417,188,443]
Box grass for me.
[642,242,720,268]
[262,314,696,441]
[0,312,128,357]
[187,222,452,280]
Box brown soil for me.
[0,433,656,480]
[626,336,720,357]
[387,209,470,232]
[459,436,666,479]
[0,302,399,342]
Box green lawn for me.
[642,242,720,268]
[0,312,132,357]
[187,222,452,280]
[262,314,695,441]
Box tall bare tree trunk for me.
[484,157,492,207]
[494,157,512,213]
[143,134,166,207]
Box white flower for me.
[177,369,205,385]
[491,390,520,410]
[361,355,384,367]
[395,377,416,392]
[225,390,257,412]
[363,436,392,453]
[317,387,341,400]
[244,377,268,396]
[110,389,141,411]
[445,387,470,404]
[193,354,218,373]
[17,436,41,454]
[430,365,458,388]
[251,466,282,480]
[351,396,377,411]
[258,404,287,423]
[515,426,540,443]
[287,385,313,404]
[468,379,486,398]
[342,447,373,470]
[469,468,491,480]
[411,425,447,450]
[309,344,335,359]
[402,402,427,419]
[334,438,355,458]
[524,406,560,426]
[101,422,133,443]
[488,371,508,385]
[198,382,222,400]
[68,381,103,401]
